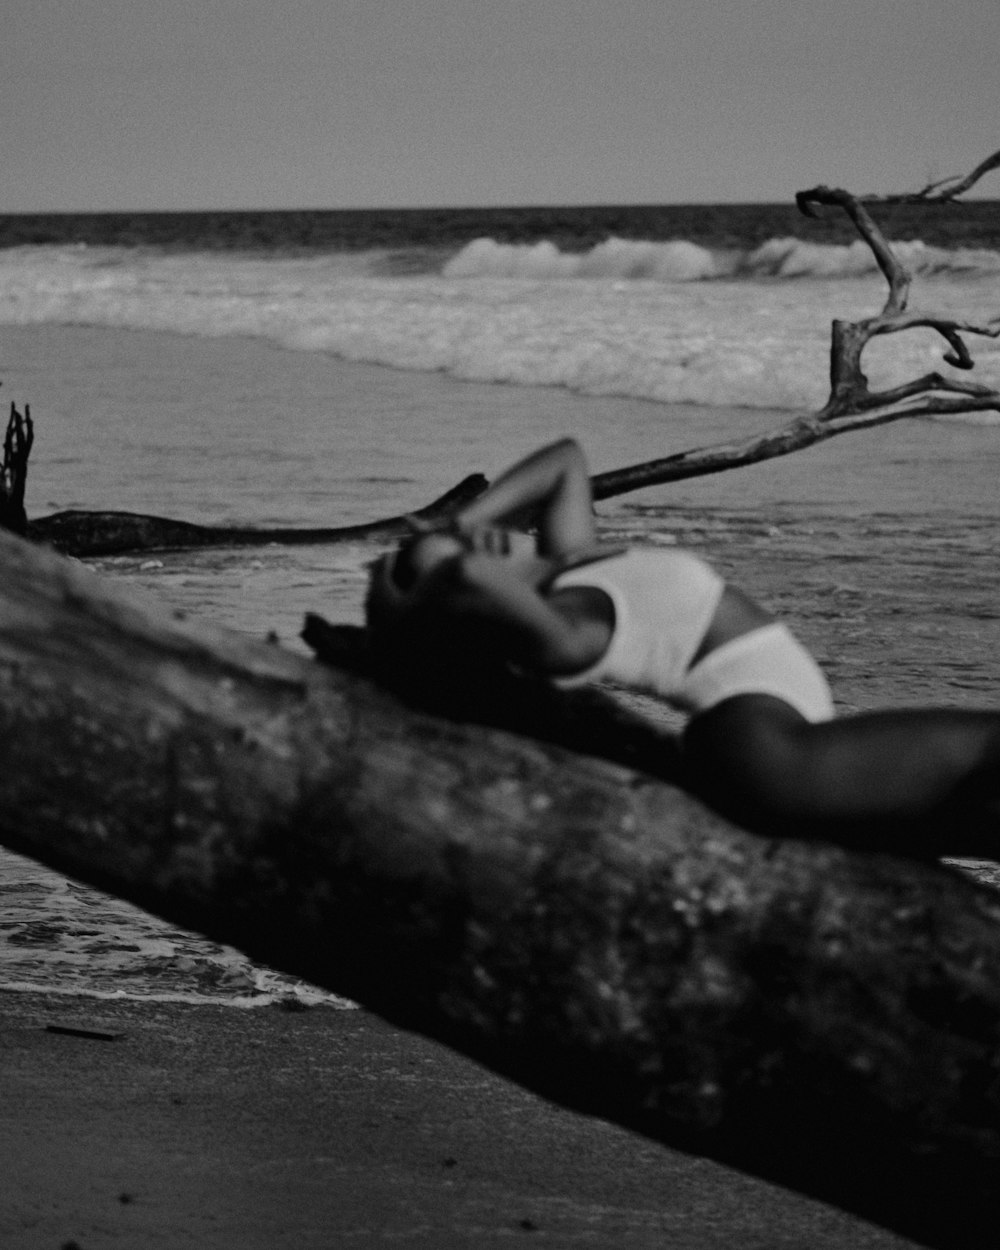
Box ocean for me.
[2,202,999,414]
[1,201,998,1008]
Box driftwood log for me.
[25,471,489,557]
[2,526,1000,1249]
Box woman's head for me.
[365,522,514,696]
[364,526,466,655]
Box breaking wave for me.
[443,235,1000,282]
[1,239,996,413]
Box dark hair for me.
[386,533,436,593]
[365,547,510,705]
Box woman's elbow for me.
[550,436,586,467]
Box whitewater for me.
[1,235,998,415]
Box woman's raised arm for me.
[454,438,596,558]
[430,550,609,675]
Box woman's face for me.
[393,526,539,593]
[464,526,537,560]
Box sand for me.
[0,992,926,1250]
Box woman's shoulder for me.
[553,542,716,583]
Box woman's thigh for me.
[682,696,1000,847]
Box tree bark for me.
[1,527,1000,1249]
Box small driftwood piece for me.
[2,527,1000,1249]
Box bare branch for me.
[798,170,1000,411]
[877,146,1000,204]
[796,187,911,315]
[591,151,1000,502]
[869,313,1000,372]
[843,370,1000,413]
[591,388,1000,501]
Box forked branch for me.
[796,187,910,315]
[593,151,1000,501]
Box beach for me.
[1,206,998,1249]
[2,992,922,1250]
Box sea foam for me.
[443,235,1000,282]
[0,848,354,1008]
[1,240,997,414]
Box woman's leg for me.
[683,696,1000,855]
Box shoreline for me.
[0,990,920,1249]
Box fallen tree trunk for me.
[1,529,1000,1248]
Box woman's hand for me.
[452,438,596,559]
[463,525,537,560]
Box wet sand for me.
[0,992,922,1250]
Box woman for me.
[366,438,1000,853]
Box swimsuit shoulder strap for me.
[542,544,630,591]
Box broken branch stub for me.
[0,404,33,537]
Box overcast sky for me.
[5,0,999,211]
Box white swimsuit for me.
[550,548,834,722]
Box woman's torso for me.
[546,546,772,696]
